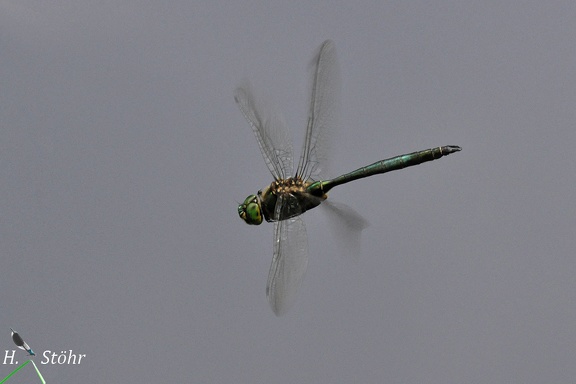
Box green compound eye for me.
[245,202,262,225]
[238,195,263,225]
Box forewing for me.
[234,83,293,180]
[266,197,309,315]
[296,40,340,180]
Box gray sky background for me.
[1,1,575,382]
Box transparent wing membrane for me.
[234,84,294,180]
[267,214,309,316]
[296,40,340,181]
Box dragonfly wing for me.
[234,83,293,180]
[296,40,340,180]
[267,196,309,315]
[321,200,369,260]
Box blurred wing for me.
[266,196,309,315]
[296,39,340,181]
[321,200,369,261]
[234,83,293,180]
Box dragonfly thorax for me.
[269,177,308,196]
[258,177,326,222]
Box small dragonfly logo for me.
[10,328,35,356]
[2,328,45,383]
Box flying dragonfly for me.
[235,40,461,315]
[11,328,35,356]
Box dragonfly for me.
[235,40,461,315]
[11,328,35,356]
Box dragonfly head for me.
[238,194,263,225]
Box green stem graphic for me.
[0,359,46,383]
[31,360,46,384]
[0,360,30,383]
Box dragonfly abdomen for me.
[311,145,461,194]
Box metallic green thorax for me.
[239,145,461,225]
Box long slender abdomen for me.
[313,145,461,194]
